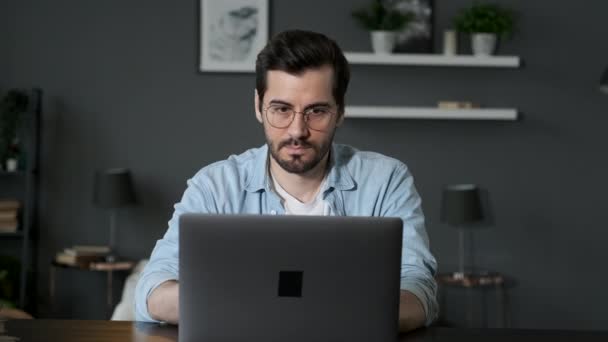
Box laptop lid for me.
[179,214,402,342]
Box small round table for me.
[49,260,134,318]
[436,272,508,328]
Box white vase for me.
[370,31,397,54]
[443,30,458,55]
[471,33,497,56]
[6,158,18,172]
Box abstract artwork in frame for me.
[392,0,434,53]
[200,0,269,72]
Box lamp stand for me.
[107,209,117,262]
[456,226,467,279]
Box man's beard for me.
[267,133,334,174]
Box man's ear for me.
[254,89,263,124]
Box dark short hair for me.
[255,30,350,114]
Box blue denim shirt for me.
[135,143,438,325]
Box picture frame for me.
[199,0,269,72]
[393,0,434,53]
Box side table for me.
[436,272,508,328]
[49,260,135,318]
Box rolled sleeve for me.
[399,212,439,326]
[401,268,439,326]
[383,164,439,326]
[134,176,214,322]
[134,229,180,322]
[134,270,177,322]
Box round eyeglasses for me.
[264,104,336,131]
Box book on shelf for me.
[89,261,135,271]
[63,245,110,257]
[437,101,480,109]
[55,252,105,266]
[0,219,18,233]
[0,209,18,220]
[71,245,111,254]
[0,227,18,233]
[0,199,21,211]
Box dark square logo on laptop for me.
[278,271,303,297]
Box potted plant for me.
[454,2,515,56]
[352,0,414,54]
[0,90,29,171]
[5,143,20,172]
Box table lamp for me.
[441,184,483,279]
[93,168,136,262]
[600,66,608,94]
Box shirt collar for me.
[244,143,356,193]
[245,144,271,193]
[325,143,356,192]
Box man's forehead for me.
[266,65,334,83]
[267,67,332,89]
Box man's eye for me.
[308,107,330,115]
[271,106,291,113]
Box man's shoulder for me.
[334,143,408,172]
[191,145,265,186]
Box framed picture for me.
[200,0,269,72]
[392,0,434,53]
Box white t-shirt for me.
[270,172,330,216]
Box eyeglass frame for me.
[262,102,339,131]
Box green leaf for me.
[454,2,515,37]
[0,90,29,163]
[352,0,414,31]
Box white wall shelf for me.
[345,106,518,121]
[344,52,521,68]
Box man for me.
[135,30,438,332]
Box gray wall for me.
[2,0,607,329]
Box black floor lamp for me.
[441,184,483,279]
[93,168,136,262]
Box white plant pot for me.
[371,31,397,54]
[6,158,18,172]
[471,33,497,56]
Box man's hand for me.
[398,290,426,332]
[146,282,425,329]
[147,280,179,324]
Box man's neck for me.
[269,153,329,203]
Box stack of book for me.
[55,245,110,267]
[437,101,480,109]
[0,199,20,233]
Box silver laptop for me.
[179,214,403,342]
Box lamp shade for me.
[601,66,608,94]
[441,184,483,226]
[93,168,136,208]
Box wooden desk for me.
[2,320,608,342]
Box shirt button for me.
[270,210,277,215]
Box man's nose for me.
[287,112,310,139]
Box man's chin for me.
[277,158,314,174]
[268,142,326,174]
